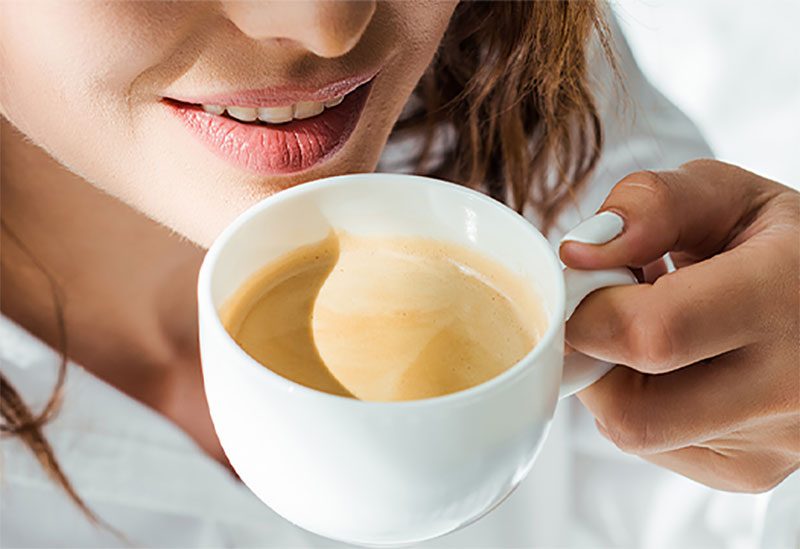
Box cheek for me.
[385,0,458,72]
[0,2,200,149]
[360,0,457,130]
[410,1,459,47]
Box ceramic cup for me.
[197,173,634,546]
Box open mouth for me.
[164,77,374,175]
[194,92,348,124]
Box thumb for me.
[559,159,772,270]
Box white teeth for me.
[293,101,324,120]
[226,106,258,122]
[202,104,225,115]
[200,92,346,124]
[257,105,293,124]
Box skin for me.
[561,159,800,493]
[0,0,458,464]
[0,2,796,494]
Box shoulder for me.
[0,314,308,547]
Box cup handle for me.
[558,267,638,399]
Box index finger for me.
[564,226,799,374]
[560,160,780,270]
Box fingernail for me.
[561,211,624,245]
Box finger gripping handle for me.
[559,267,637,399]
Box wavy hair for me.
[395,0,617,229]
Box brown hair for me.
[395,0,617,230]
[0,0,618,526]
[0,219,120,535]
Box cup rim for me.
[197,173,567,409]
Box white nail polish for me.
[561,211,624,245]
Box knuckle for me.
[749,456,799,493]
[678,158,716,172]
[624,307,675,373]
[735,469,786,494]
[600,391,654,454]
[619,170,673,203]
[604,413,651,454]
[715,452,798,493]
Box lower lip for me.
[166,81,372,175]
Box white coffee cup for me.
[197,173,634,546]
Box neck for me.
[0,118,220,457]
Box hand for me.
[560,159,800,493]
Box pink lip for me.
[167,69,380,109]
[166,79,373,175]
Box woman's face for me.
[0,1,457,246]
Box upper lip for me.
[164,67,381,108]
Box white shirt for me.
[2,16,798,549]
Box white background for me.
[613,0,800,190]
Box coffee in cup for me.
[220,231,548,402]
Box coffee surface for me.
[221,232,547,401]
